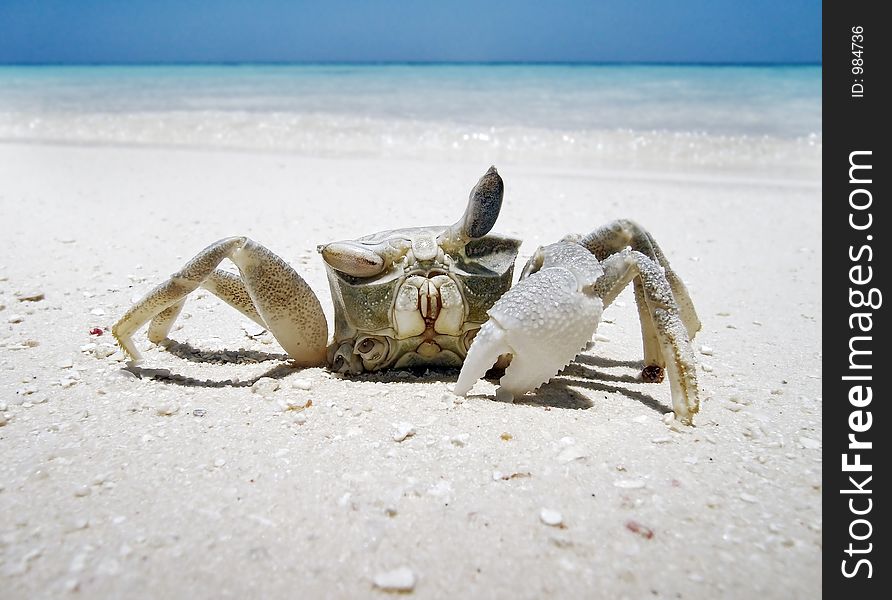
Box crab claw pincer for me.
[454,243,604,402]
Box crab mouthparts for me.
[416,340,441,358]
[393,273,466,339]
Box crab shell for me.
[321,226,521,373]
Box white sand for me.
[1,143,821,598]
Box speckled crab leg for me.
[580,219,701,338]
[112,237,328,367]
[199,270,266,327]
[144,269,267,348]
[592,248,700,423]
[577,220,700,383]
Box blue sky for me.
[0,0,821,64]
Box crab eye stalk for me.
[320,241,386,278]
[463,165,504,239]
[440,166,504,248]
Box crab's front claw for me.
[454,244,605,402]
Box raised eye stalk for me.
[440,166,504,250]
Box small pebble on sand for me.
[93,344,117,359]
[290,378,313,390]
[539,508,563,527]
[625,520,655,539]
[392,422,415,442]
[16,291,45,302]
[8,314,24,324]
[614,479,646,489]
[373,567,416,592]
[156,401,179,416]
[556,445,588,464]
[798,436,820,450]
[699,345,714,356]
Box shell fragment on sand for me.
[373,567,416,592]
[539,508,564,527]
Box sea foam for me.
[0,64,821,175]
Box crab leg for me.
[591,248,700,423]
[146,269,266,352]
[579,219,701,339]
[199,269,266,328]
[113,237,328,367]
[146,298,187,343]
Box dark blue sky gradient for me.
[0,0,822,64]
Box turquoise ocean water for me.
[0,64,821,173]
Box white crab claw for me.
[454,264,603,401]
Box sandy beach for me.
[0,138,821,598]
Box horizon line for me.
[0,59,823,68]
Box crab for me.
[112,167,702,423]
